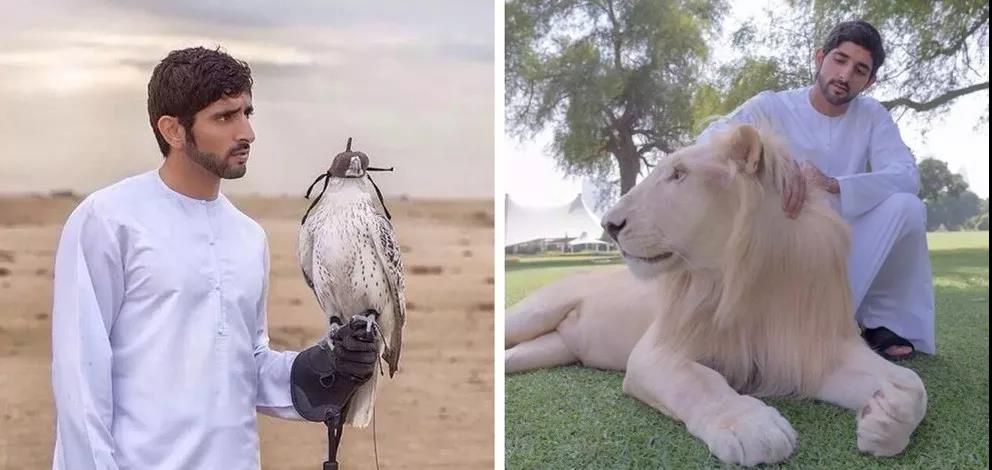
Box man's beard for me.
[186,137,248,179]
[815,70,857,106]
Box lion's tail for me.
[505,274,589,348]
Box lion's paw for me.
[856,370,927,457]
[692,396,796,467]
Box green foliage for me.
[728,0,989,115]
[690,57,809,130]
[917,158,981,231]
[918,157,969,203]
[967,212,989,230]
[508,0,988,199]
[975,198,991,230]
[690,83,724,134]
[506,232,990,468]
[506,0,726,193]
[717,57,801,111]
[927,190,983,231]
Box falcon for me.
[297,138,405,427]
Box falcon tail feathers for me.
[345,374,378,428]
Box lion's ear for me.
[728,124,764,175]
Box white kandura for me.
[51,170,302,470]
[699,86,935,354]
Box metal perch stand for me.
[323,404,348,470]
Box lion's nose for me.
[603,219,626,242]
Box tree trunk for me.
[615,127,640,195]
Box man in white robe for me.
[699,20,935,359]
[51,47,378,469]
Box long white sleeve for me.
[51,201,124,470]
[253,240,303,420]
[836,103,921,219]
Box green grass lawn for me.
[505,232,989,469]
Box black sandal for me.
[862,326,916,361]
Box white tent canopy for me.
[505,193,604,246]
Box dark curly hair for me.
[147,47,253,156]
[822,20,886,80]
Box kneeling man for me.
[699,20,935,359]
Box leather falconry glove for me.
[290,313,380,422]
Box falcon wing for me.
[371,214,406,377]
[297,221,319,306]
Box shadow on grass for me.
[929,247,988,276]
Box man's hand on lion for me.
[782,160,840,218]
[781,159,807,219]
[800,161,840,194]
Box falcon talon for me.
[351,313,377,334]
[360,315,390,350]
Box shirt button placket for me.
[205,203,225,336]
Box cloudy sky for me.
[506,1,989,209]
[0,0,494,198]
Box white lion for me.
[505,124,927,466]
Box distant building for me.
[505,194,615,254]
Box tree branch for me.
[880,81,989,112]
[604,0,624,72]
[636,138,678,155]
[637,142,659,155]
[923,9,989,61]
[603,106,619,127]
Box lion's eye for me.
[669,166,687,182]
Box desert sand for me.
[0,194,494,469]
